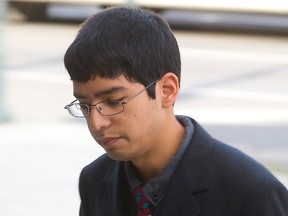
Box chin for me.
[106,152,131,162]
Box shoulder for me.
[209,141,288,214]
[205,130,287,202]
[188,117,286,193]
[211,139,274,182]
[189,118,277,182]
[187,119,288,213]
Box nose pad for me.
[87,107,110,132]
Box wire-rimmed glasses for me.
[64,80,158,118]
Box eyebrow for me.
[74,86,127,99]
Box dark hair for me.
[64,7,181,98]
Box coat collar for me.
[182,119,213,192]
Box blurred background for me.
[1,0,288,215]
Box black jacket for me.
[79,118,288,215]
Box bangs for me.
[64,40,132,82]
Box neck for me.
[132,115,185,184]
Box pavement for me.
[0,120,103,216]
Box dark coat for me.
[79,118,288,216]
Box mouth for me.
[100,137,121,149]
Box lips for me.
[100,137,121,149]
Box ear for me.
[158,72,179,108]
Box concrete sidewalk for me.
[0,120,104,216]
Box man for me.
[64,6,288,216]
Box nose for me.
[87,107,111,132]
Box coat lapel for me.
[101,162,132,216]
[155,172,203,216]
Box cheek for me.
[131,105,159,133]
[119,113,148,138]
[119,99,160,136]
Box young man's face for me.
[73,75,164,162]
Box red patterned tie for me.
[133,185,151,216]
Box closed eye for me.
[105,100,122,107]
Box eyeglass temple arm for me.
[64,99,78,109]
[122,80,158,104]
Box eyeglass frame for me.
[64,80,158,118]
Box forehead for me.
[73,75,137,99]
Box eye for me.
[105,100,121,107]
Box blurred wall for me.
[0,0,9,121]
